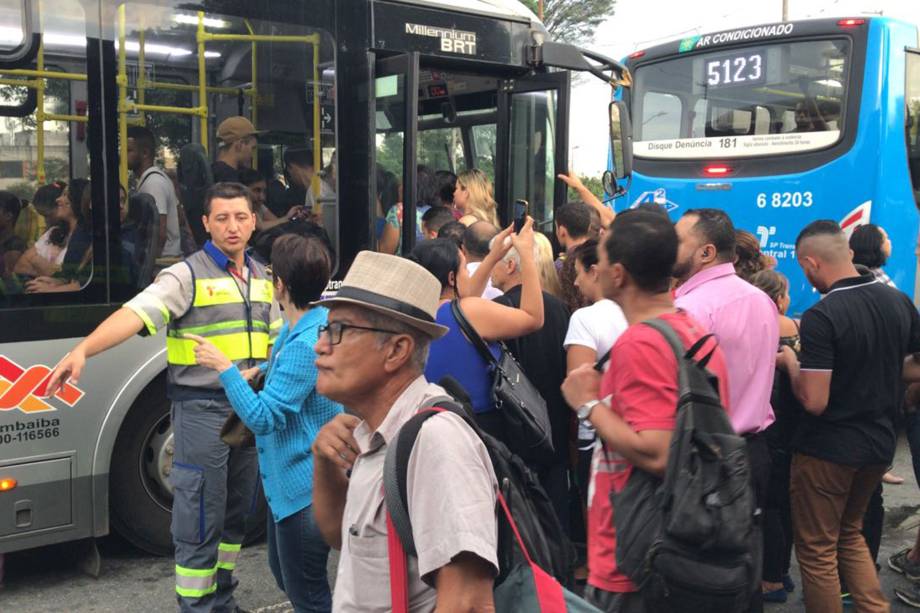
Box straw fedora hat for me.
[314,251,448,338]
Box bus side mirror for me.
[602,170,616,197]
[609,100,633,181]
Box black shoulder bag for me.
[450,299,553,462]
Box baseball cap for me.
[216,116,264,144]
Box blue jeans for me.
[266,505,331,612]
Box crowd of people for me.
[0,116,337,298]
[28,115,920,612]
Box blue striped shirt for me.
[219,307,342,522]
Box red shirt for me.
[587,310,732,593]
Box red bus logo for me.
[0,356,84,414]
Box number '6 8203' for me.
[756,192,813,208]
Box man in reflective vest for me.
[48,182,282,613]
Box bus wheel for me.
[109,376,267,556]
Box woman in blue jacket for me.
[189,233,340,612]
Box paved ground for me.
[3,436,920,612]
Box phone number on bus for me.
[0,427,61,445]
[756,191,814,208]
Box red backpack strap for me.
[384,403,456,613]
[496,490,567,612]
[385,400,567,612]
[387,507,410,613]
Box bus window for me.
[0,0,91,300]
[509,89,556,225]
[471,123,496,180]
[641,92,682,140]
[708,104,771,135]
[906,50,920,207]
[116,3,338,274]
[633,39,850,159]
[418,127,465,173]
[0,2,25,54]
[375,72,406,245]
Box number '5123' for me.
[757,192,813,208]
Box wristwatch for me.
[577,399,601,421]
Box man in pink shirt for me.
[673,208,778,613]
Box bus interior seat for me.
[127,192,159,289]
[178,143,213,247]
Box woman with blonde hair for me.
[534,232,563,298]
[454,168,499,227]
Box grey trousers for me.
[170,398,259,613]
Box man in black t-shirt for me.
[778,220,920,612]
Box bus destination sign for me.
[679,23,795,53]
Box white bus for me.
[0,0,622,556]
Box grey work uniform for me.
[127,241,281,612]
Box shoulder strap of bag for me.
[384,396,466,557]
[450,299,501,368]
[594,348,612,372]
[642,319,690,397]
[384,399,566,613]
[641,318,713,399]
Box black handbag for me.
[450,300,553,461]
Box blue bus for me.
[607,17,920,315]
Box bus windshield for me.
[632,38,850,159]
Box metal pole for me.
[197,12,209,151]
[782,0,789,21]
[138,30,146,126]
[312,41,321,215]
[244,19,257,170]
[117,4,128,189]
[36,42,45,184]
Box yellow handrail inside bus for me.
[244,19,258,170]
[2,68,86,81]
[0,7,324,192]
[117,4,128,187]
[312,40,321,206]
[36,42,45,184]
[197,12,208,154]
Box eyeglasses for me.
[318,321,400,346]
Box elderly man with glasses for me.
[310,251,499,612]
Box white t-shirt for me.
[137,166,181,257]
[34,228,67,265]
[564,299,629,441]
[467,261,503,300]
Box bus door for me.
[374,51,571,252]
[496,71,570,235]
[375,52,421,251]
[906,48,920,304]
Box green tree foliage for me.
[141,87,194,159]
[567,174,605,202]
[521,0,617,46]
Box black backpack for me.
[611,318,757,612]
[383,395,597,611]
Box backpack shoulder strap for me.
[641,318,691,397]
[383,397,469,557]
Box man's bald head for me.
[796,220,852,265]
[462,221,500,261]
